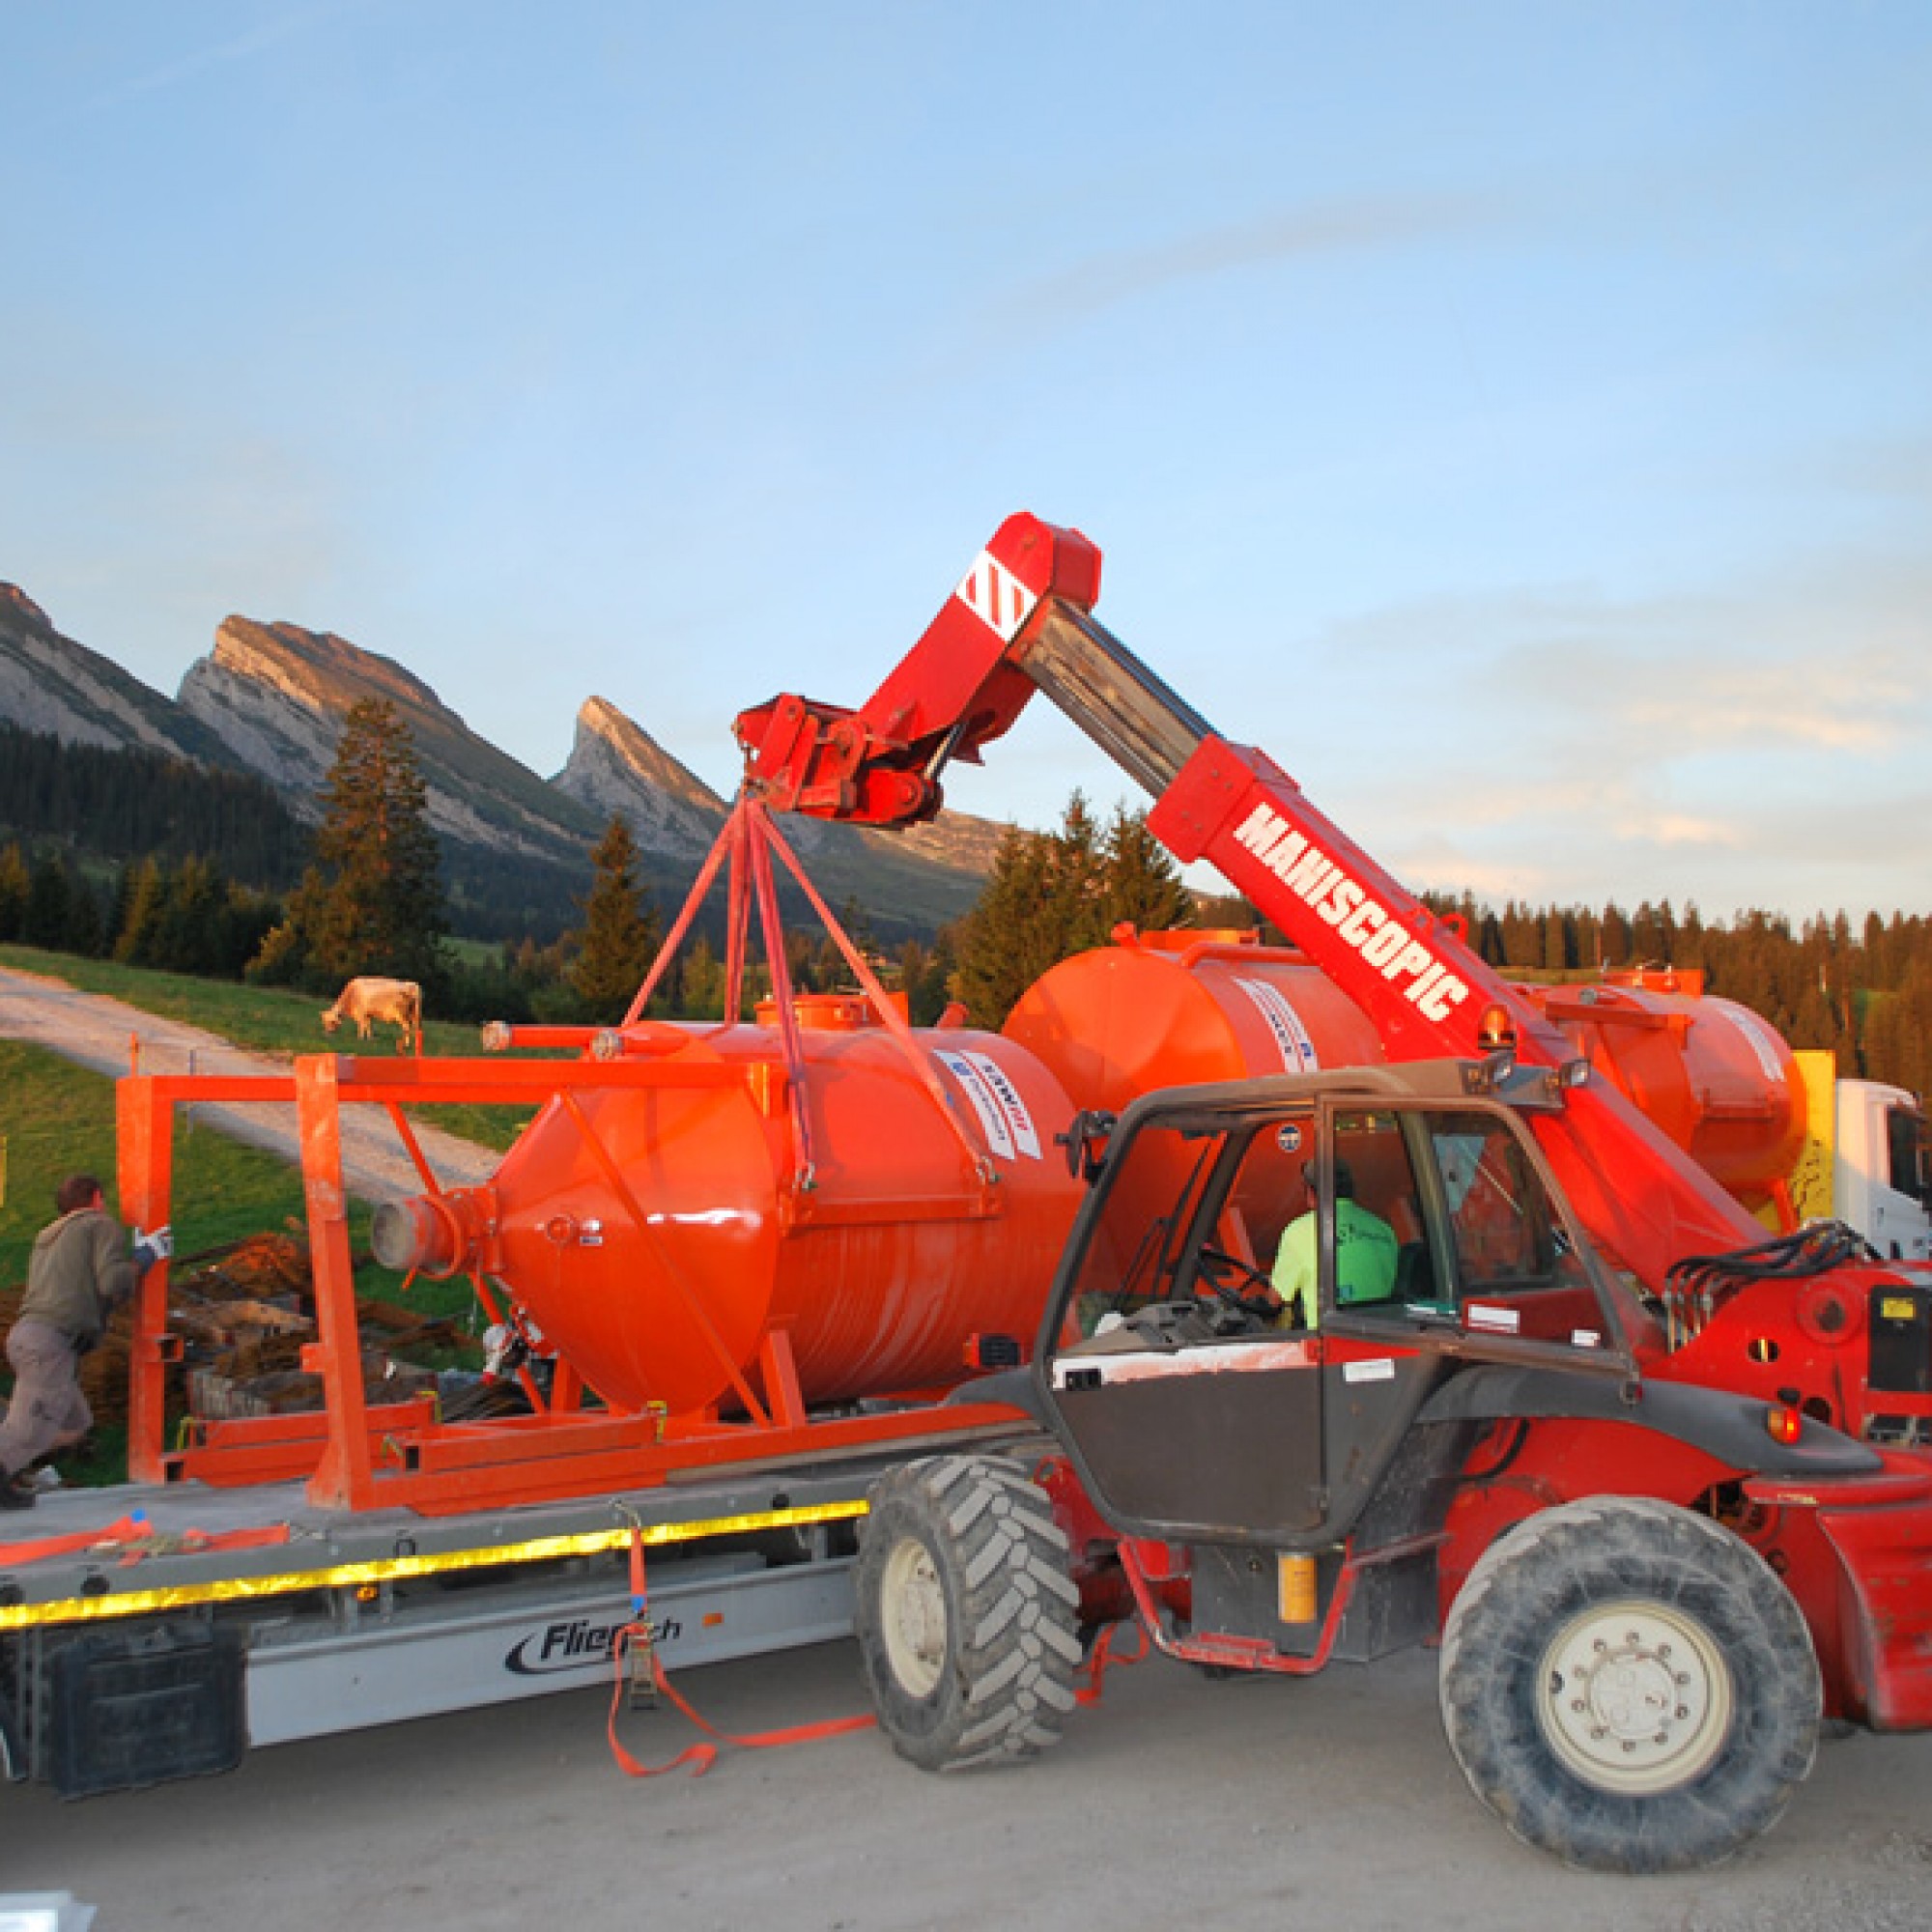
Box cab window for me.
[1423,1110,1605,1347]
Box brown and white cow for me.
[321,977,422,1053]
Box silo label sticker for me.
[1727,1009,1787,1086]
[1235,978,1321,1072]
[936,1050,1041,1160]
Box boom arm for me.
[734,513,1770,1288]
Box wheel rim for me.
[880,1536,948,1698]
[1536,1596,1733,1796]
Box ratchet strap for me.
[607,1526,874,1778]
[0,1513,291,1570]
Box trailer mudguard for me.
[1416,1364,1884,1480]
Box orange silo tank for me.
[1520,969,1807,1213]
[1002,929,1398,1276]
[1002,927,1390,1114]
[377,1007,1081,1417]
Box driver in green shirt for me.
[1272,1158,1399,1329]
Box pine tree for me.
[114,859,168,965]
[953,824,1065,1028]
[61,859,103,957]
[895,934,958,1026]
[21,850,70,950]
[256,699,449,987]
[678,936,727,1019]
[570,815,660,1020]
[1541,913,1571,976]
[1099,804,1195,935]
[153,856,225,976]
[0,842,29,943]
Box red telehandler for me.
[735,513,1932,1872]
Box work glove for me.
[132,1224,174,1271]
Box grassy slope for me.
[0,1037,473,1316]
[0,943,531,1151]
[1,1034,483,1483]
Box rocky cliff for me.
[180,617,601,861]
[554,692,1009,929]
[553,696,727,860]
[0,582,1001,938]
[0,583,237,767]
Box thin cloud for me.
[1535,645,1917,756]
[84,3,370,112]
[992,195,1496,335]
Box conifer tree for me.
[953,793,1197,1028]
[153,856,224,976]
[953,823,1064,1028]
[570,815,660,1020]
[60,859,102,958]
[678,936,727,1019]
[254,699,449,987]
[114,859,168,965]
[0,842,28,943]
[1099,804,1194,935]
[21,850,70,950]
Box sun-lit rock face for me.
[0,582,232,763]
[0,586,999,933]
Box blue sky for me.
[4,2,1928,920]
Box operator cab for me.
[1038,1064,1639,1561]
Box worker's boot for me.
[0,1471,36,1512]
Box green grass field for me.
[1,1032,489,1483]
[0,1037,479,1318]
[0,943,535,1151]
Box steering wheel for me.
[1196,1245,1281,1320]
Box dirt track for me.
[4,967,1930,1926]
[0,963,497,1201]
[4,1638,1930,1930]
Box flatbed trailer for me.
[0,1429,1035,1796]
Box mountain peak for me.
[182,614,598,858]
[574,696,724,809]
[212,615,449,719]
[1,583,53,634]
[0,579,233,763]
[554,696,725,857]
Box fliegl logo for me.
[504,1612,683,1676]
[1231,803,1471,1024]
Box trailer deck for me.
[0,1426,1037,1793]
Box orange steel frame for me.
[115,1053,1025,1518]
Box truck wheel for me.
[855,1455,1082,1772]
[1438,1495,1820,1873]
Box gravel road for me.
[4,964,1929,1928]
[0,962,498,1201]
[3,1638,1929,1931]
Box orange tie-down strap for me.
[0,1515,292,1570]
[606,1527,874,1778]
[605,1530,1151,1778]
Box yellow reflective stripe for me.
[0,1498,869,1632]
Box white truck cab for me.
[1791,1053,1931,1262]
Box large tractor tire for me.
[1438,1495,1821,1873]
[855,1455,1083,1772]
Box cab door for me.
[1038,1097,1330,1544]
[1035,1086,1636,1548]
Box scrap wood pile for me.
[173,1231,472,1419]
[0,1232,476,1429]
